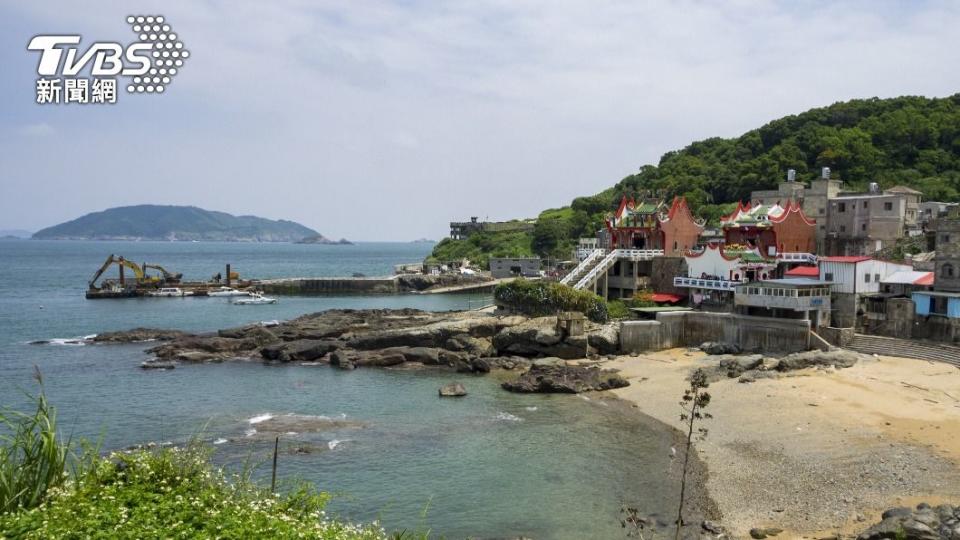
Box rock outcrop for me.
[439,382,467,397]
[93,328,192,343]
[501,363,630,393]
[858,503,960,540]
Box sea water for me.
[0,239,685,539]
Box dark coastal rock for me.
[775,349,862,372]
[445,334,496,357]
[381,346,443,365]
[439,382,467,397]
[749,527,783,539]
[587,323,620,355]
[93,328,192,343]
[175,351,223,363]
[857,503,960,540]
[261,339,338,363]
[699,341,741,355]
[493,317,589,359]
[148,336,260,360]
[501,364,629,393]
[140,360,176,370]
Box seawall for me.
[620,311,811,353]
[256,277,399,295]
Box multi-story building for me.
[605,196,703,255]
[751,168,922,255]
[734,278,833,330]
[673,243,778,310]
[912,210,960,341]
[818,256,912,328]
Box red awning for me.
[651,293,684,303]
[784,265,819,277]
[914,273,935,286]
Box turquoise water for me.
[0,240,685,539]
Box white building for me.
[818,256,912,294]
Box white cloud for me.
[20,123,55,137]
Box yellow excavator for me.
[87,255,183,291]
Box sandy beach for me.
[605,349,960,539]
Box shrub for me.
[0,443,389,539]
[606,300,632,320]
[494,279,608,322]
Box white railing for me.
[673,276,737,291]
[777,252,818,264]
[561,249,605,285]
[616,249,665,260]
[571,249,667,290]
[574,251,620,290]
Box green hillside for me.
[432,94,960,265]
[33,205,320,242]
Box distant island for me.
[0,229,33,239]
[295,234,353,245]
[32,205,322,243]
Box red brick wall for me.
[772,211,816,253]
[660,198,703,256]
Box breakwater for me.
[255,273,500,295]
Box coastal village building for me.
[673,243,778,310]
[604,196,703,255]
[449,217,534,240]
[912,206,960,342]
[818,256,912,328]
[734,278,833,330]
[719,200,817,259]
[751,168,921,255]
[489,257,541,279]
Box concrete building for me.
[449,217,534,240]
[818,256,912,328]
[734,278,832,330]
[489,257,541,279]
[934,207,960,292]
[751,168,923,255]
[673,243,777,310]
[920,201,959,226]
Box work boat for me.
[207,286,250,297]
[233,292,278,305]
[149,287,191,297]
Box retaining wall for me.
[257,277,398,295]
[620,311,810,354]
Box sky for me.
[1,1,959,241]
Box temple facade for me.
[605,196,703,256]
[720,200,816,257]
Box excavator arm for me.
[88,255,145,289]
[143,263,183,283]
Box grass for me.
[0,376,433,539]
[0,370,71,514]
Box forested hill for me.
[33,205,319,242]
[430,94,960,265]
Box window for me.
[884,202,893,211]
[825,272,834,281]
[863,201,869,209]
[861,223,867,232]
[941,234,951,244]
[838,202,846,212]
[840,225,846,233]
[874,273,880,283]
[943,264,956,278]
[864,273,870,283]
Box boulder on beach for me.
[775,349,862,372]
[857,502,960,540]
[699,341,741,355]
[439,382,467,397]
[501,364,629,393]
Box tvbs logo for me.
[27,15,189,105]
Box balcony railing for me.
[673,276,737,291]
[777,252,818,264]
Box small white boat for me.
[149,287,192,297]
[233,293,278,305]
[207,286,251,297]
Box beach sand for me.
[605,349,960,539]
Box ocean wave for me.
[494,412,523,422]
[327,439,346,450]
[524,406,538,412]
[248,413,274,424]
[244,428,257,438]
[213,438,228,445]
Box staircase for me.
[574,250,620,290]
[847,334,960,367]
[560,249,605,286]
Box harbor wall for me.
[620,312,810,353]
[257,277,398,295]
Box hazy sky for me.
[2,1,959,241]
